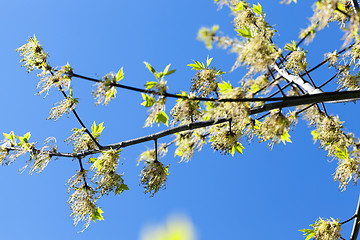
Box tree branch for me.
[72,72,284,103]
[351,0,360,13]
[350,191,360,240]
[5,89,360,159]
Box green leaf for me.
[141,93,155,107]
[281,130,292,145]
[145,81,158,89]
[155,111,169,126]
[335,147,349,160]
[254,119,261,130]
[234,142,244,154]
[3,132,16,142]
[163,64,171,75]
[229,146,236,156]
[144,61,157,79]
[91,207,104,222]
[252,3,262,15]
[164,69,176,76]
[104,86,117,104]
[211,25,219,33]
[311,130,319,142]
[116,67,124,82]
[236,27,253,38]
[206,56,213,68]
[218,81,233,94]
[337,2,346,12]
[231,2,244,11]
[115,183,129,195]
[188,60,205,70]
[284,40,297,51]
[251,84,260,93]
[18,132,31,145]
[299,228,315,240]
[91,121,105,138]
[68,87,73,98]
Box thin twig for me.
[72,72,287,103]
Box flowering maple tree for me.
[3,0,360,239]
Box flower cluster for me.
[304,106,360,190]
[334,149,360,191]
[301,218,342,240]
[170,92,201,124]
[191,69,219,97]
[16,35,50,73]
[90,149,128,196]
[37,63,72,96]
[210,127,239,154]
[65,128,97,152]
[174,131,206,161]
[0,132,35,165]
[144,96,168,127]
[93,68,124,106]
[234,34,280,74]
[67,170,100,231]
[140,160,169,197]
[197,25,219,50]
[285,49,308,75]
[48,96,78,121]
[256,110,295,148]
[22,137,57,174]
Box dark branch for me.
[350,190,360,240]
[72,72,286,103]
[5,89,360,159]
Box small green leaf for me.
[116,67,124,82]
[144,62,156,76]
[284,40,297,51]
[231,2,244,11]
[164,69,176,76]
[163,64,171,75]
[69,86,74,97]
[155,111,169,126]
[211,25,219,32]
[188,60,205,70]
[115,183,129,195]
[281,130,292,145]
[91,207,104,222]
[335,147,349,160]
[311,130,319,142]
[18,132,31,145]
[236,27,253,38]
[252,3,262,15]
[216,69,225,75]
[141,93,155,107]
[104,86,117,104]
[91,121,105,138]
[251,84,260,93]
[206,56,213,68]
[229,146,236,156]
[234,142,244,154]
[218,81,233,94]
[145,81,158,89]
[24,132,31,140]
[299,228,315,240]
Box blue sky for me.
[1,0,360,239]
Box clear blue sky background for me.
[1,0,360,239]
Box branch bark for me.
[350,191,360,240]
[6,89,360,159]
